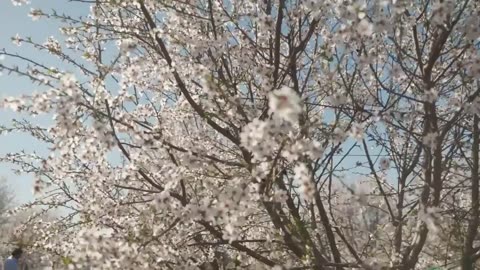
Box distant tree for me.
[0,178,14,261]
[0,179,47,268]
[1,204,56,269]
[0,177,13,225]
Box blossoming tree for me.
[0,178,14,260]
[0,178,12,223]
[1,0,480,269]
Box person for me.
[3,248,23,270]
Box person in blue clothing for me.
[3,248,23,270]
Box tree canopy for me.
[1,0,480,269]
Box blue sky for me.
[0,0,88,205]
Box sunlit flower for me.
[357,19,373,36]
[294,163,315,201]
[333,127,347,144]
[60,73,77,88]
[43,36,62,55]
[28,8,43,21]
[11,34,22,46]
[11,0,30,6]
[119,38,137,52]
[268,86,302,123]
[349,122,365,141]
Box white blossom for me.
[11,34,22,46]
[11,0,30,6]
[294,163,315,201]
[357,19,374,36]
[28,8,43,21]
[349,122,365,141]
[268,86,302,123]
